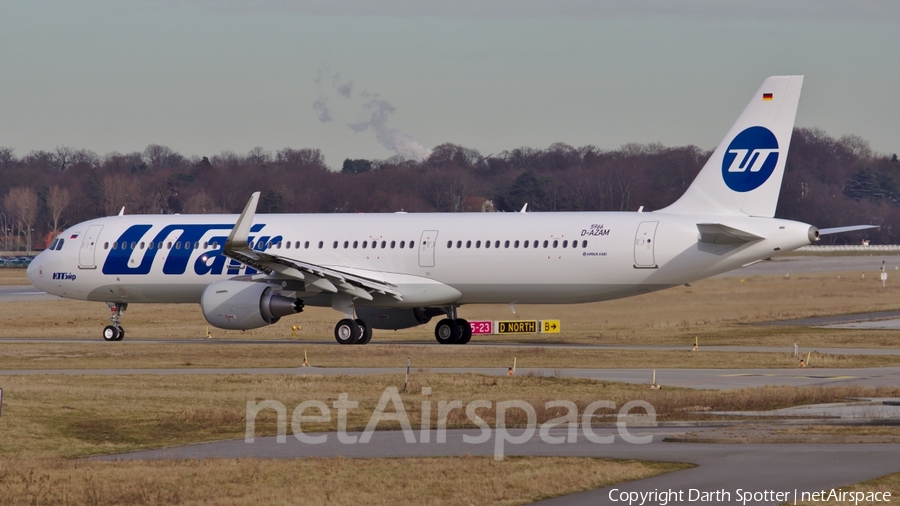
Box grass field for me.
[0,457,690,506]
[790,472,900,506]
[1,341,899,370]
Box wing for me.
[222,192,403,302]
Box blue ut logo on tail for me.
[721,126,779,192]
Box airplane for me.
[26,75,873,344]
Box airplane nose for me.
[26,252,43,287]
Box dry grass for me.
[4,268,900,348]
[1,342,898,371]
[775,425,900,437]
[789,472,900,506]
[0,456,689,506]
[1,373,896,459]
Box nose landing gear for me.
[103,302,127,341]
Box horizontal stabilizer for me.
[818,225,879,236]
[697,223,764,245]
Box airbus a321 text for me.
[26,76,872,344]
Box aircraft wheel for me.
[355,319,373,345]
[115,326,125,341]
[334,318,360,345]
[103,325,120,342]
[456,319,472,344]
[434,318,460,344]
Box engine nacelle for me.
[356,307,432,330]
[201,280,303,330]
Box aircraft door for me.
[633,221,658,268]
[78,225,103,269]
[418,230,439,268]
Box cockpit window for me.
[56,238,65,250]
[49,239,59,250]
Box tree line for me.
[1,128,898,252]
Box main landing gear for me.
[333,318,373,345]
[434,306,471,345]
[102,302,127,341]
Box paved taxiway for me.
[92,428,900,506]
[5,365,900,390]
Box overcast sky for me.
[1,0,898,169]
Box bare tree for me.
[46,185,71,235]
[182,190,222,214]
[100,174,140,217]
[54,145,76,171]
[0,147,14,168]
[3,186,38,253]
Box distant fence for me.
[796,245,900,253]
[0,256,35,268]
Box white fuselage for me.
[27,210,814,308]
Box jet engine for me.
[356,307,433,330]
[200,280,303,330]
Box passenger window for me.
[305,241,310,249]
[286,241,291,249]
[203,242,208,249]
[552,240,558,248]
[572,241,577,249]
[582,240,587,248]
[494,240,500,248]
[476,240,481,248]
[533,240,539,248]
[562,240,568,247]
[466,240,471,249]
[523,240,528,249]
[485,241,490,249]
[148,242,154,250]
[176,242,182,250]
[400,241,405,248]
[381,241,386,248]
[104,242,109,250]
[390,241,396,249]
[504,240,510,248]
[514,240,519,248]
[543,240,548,248]
[167,242,172,249]
[140,242,145,249]
[456,240,462,248]
[447,241,452,248]
[353,241,358,249]
[362,241,367,248]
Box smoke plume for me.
[313,70,431,161]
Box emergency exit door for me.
[418,230,438,268]
[633,221,658,268]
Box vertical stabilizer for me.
[660,76,803,217]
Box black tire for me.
[334,318,360,345]
[355,319,373,345]
[434,318,460,344]
[456,319,472,344]
[115,326,125,341]
[103,325,119,342]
